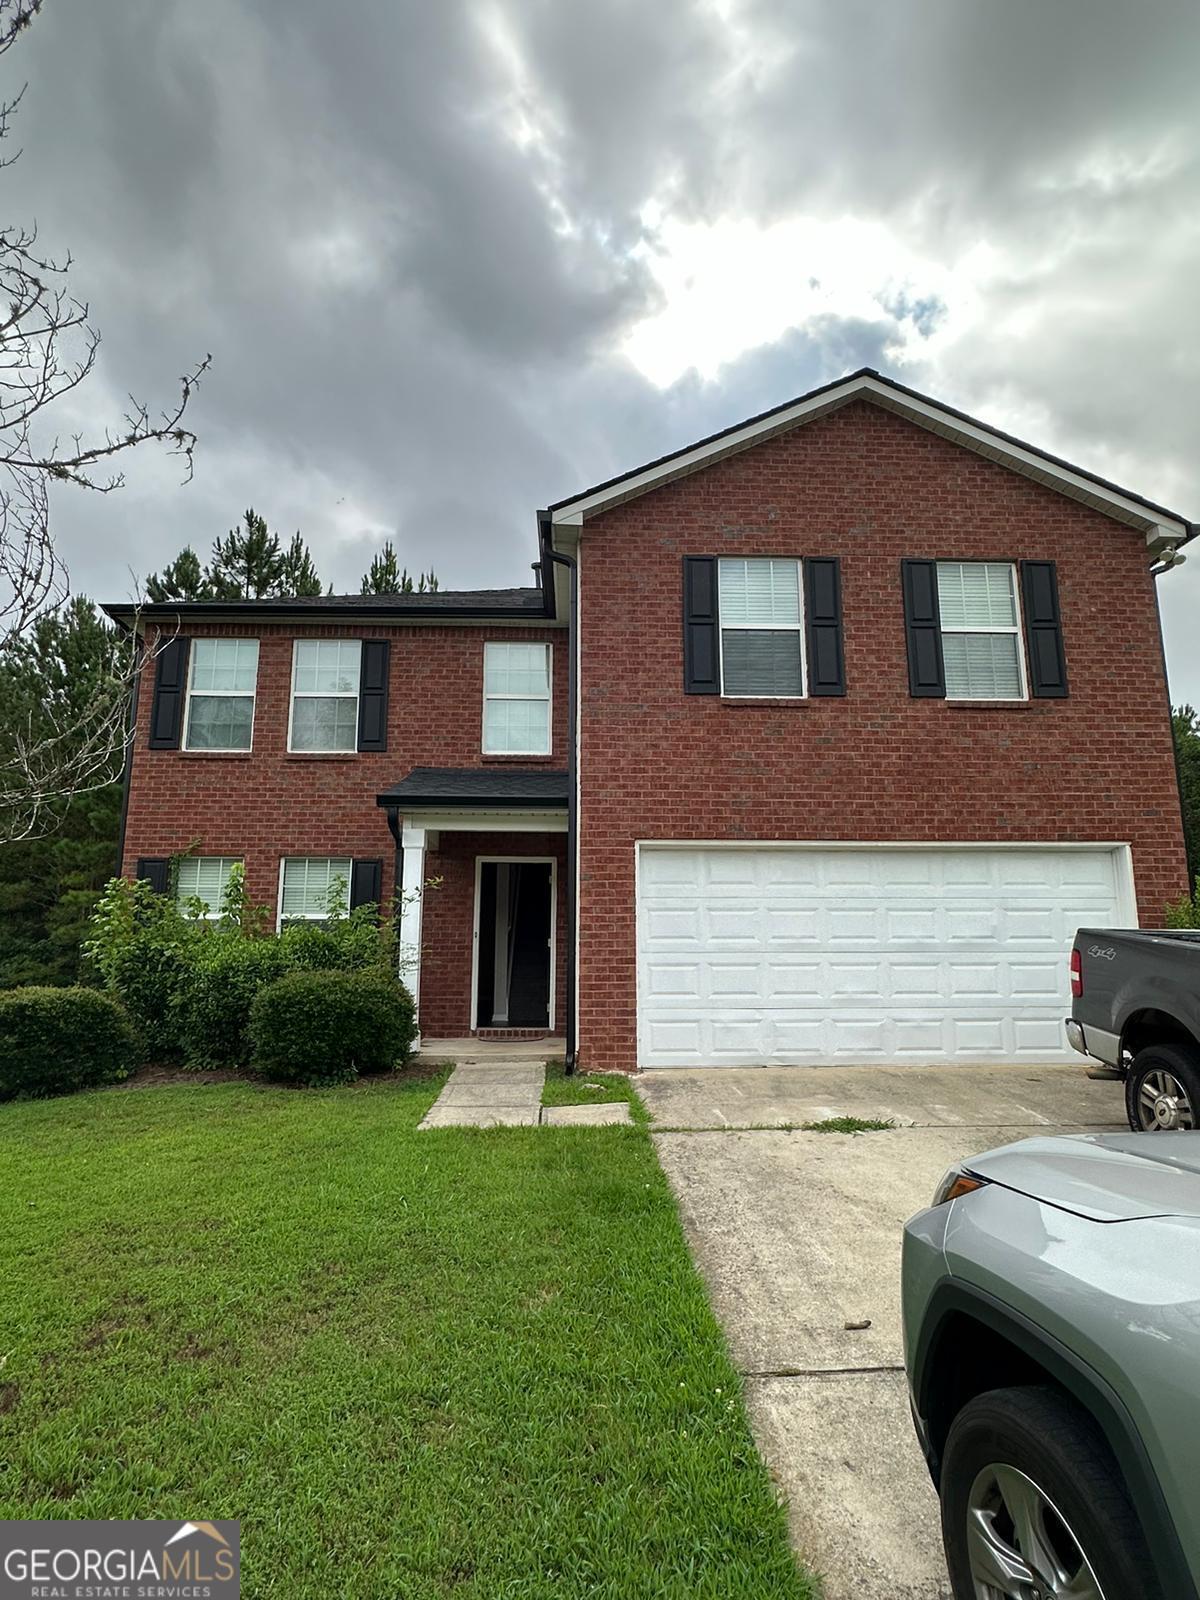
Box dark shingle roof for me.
[103,587,547,622]
[377,767,569,809]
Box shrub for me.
[248,970,417,1087]
[175,936,292,1068]
[278,905,394,975]
[0,986,138,1100]
[1165,879,1200,929]
[84,878,208,1058]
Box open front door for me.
[475,859,553,1029]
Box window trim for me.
[287,640,363,755]
[175,855,243,921]
[936,560,1029,703]
[182,638,259,753]
[717,557,807,700]
[276,856,353,929]
[481,641,553,756]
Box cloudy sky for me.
[7,0,1200,699]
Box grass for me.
[540,1057,647,1121]
[0,1071,813,1600]
[801,1116,894,1134]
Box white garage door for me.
[636,844,1132,1068]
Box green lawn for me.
[541,1057,647,1120]
[0,1071,813,1600]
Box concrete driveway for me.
[639,1063,1126,1600]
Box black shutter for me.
[350,858,383,911]
[148,637,189,748]
[135,857,170,896]
[803,557,846,696]
[1020,561,1069,698]
[901,560,946,698]
[357,640,390,751]
[683,557,720,694]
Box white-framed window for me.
[279,857,353,923]
[718,558,805,697]
[936,562,1027,701]
[483,642,552,755]
[183,639,259,751]
[289,641,361,753]
[175,856,241,919]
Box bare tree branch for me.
[0,3,208,839]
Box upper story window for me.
[280,856,352,922]
[483,642,552,755]
[184,639,259,751]
[936,562,1026,701]
[176,856,241,919]
[290,641,361,752]
[718,558,805,697]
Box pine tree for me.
[0,598,126,986]
[361,541,401,594]
[207,509,286,599]
[144,546,213,603]
[1174,705,1200,888]
[361,542,439,595]
[281,532,324,597]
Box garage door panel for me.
[637,845,1129,1067]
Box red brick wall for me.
[418,831,567,1037]
[576,400,1189,1071]
[122,620,567,1031]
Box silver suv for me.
[902,1133,1200,1599]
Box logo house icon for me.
[165,1523,231,1549]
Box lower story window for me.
[175,856,241,917]
[280,857,352,921]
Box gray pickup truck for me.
[1068,927,1200,1131]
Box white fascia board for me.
[395,808,567,833]
[550,373,1191,543]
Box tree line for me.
[0,512,436,986]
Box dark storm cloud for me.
[3,0,1197,696]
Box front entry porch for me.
[377,766,569,1045]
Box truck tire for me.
[1125,1041,1200,1131]
[940,1385,1162,1600]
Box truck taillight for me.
[1070,949,1083,998]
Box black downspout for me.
[114,624,143,879]
[541,514,578,1075]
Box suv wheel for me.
[1125,1041,1200,1131]
[940,1386,1160,1600]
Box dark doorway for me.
[475,860,553,1029]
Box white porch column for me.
[399,825,427,1033]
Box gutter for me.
[540,512,578,1075]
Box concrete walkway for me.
[418,1049,633,1129]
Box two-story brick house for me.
[108,369,1195,1073]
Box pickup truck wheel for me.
[940,1385,1160,1600]
[1125,1042,1200,1132]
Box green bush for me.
[0,986,138,1100]
[248,970,416,1087]
[279,905,394,974]
[1165,878,1200,929]
[175,937,293,1068]
[84,878,207,1058]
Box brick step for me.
[474,1027,552,1041]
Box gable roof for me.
[548,368,1194,552]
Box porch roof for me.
[376,766,569,810]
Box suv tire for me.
[1125,1040,1200,1132]
[940,1385,1160,1600]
